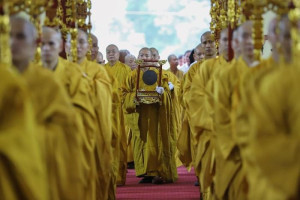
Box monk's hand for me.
[168,82,174,91]
[156,86,164,94]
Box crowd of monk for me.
[0,8,299,200]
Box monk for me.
[213,21,259,200]
[41,26,111,199]
[65,29,113,200]
[0,65,49,200]
[122,47,178,184]
[235,15,299,200]
[177,32,216,173]
[168,54,184,80]
[119,49,130,63]
[187,27,231,199]
[104,44,131,186]
[125,54,137,70]
[10,16,84,200]
[124,53,137,168]
[91,33,99,61]
[96,51,105,64]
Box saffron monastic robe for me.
[78,58,113,200]
[122,69,178,182]
[213,57,257,200]
[0,66,49,200]
[187,56,229,199]
[104,61,131,186]
[22,63,84,200]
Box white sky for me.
[91,0,211,64]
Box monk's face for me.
[150,49,160,60]
[77,30,89,60]
[169,55,179,69]
[231,30,241,57]
[193,46,205,62]
[219,29,229,60]
[41,28,62,64]
[125,56,136,70]
[238,22,254,59]
[10,19,36,64]
[138,49,151,60]
[201,33,216,57]
[106,45,119,64]
[96,52,105,64]
[91,35,99,60]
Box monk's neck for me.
[13,60,30,73]
[43,58,58,71]
[170,67,178,74]
[242,55,255,67]
[108,60,117,66]
[205,54,216,60]
[77,57,85,65]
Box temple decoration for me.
[0,1,11,66]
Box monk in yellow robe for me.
[151,48,182,167]
[167,54,184,80]
[213,21,261,200]
[65,29,113,200]
[122,47,178,184]
[0,65,49,200]
[233,15,299,200]
[104,44,131,186]
[10,16,85,200]
[187,28,231,199]
[91,33,99,61]
[41,26,112,199]
[124,53,137,166]
[177,33,216,173]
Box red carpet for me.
[116,166,200,200]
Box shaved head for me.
[237,21,254,61]
[125,54,137,70]
[10,15,37,72]
[138,47,151,60]
[150,47,160,60]
[200,31,216,58]
[106,44,119,66]
[193,43,205,62]
[91,33,99,60]
[219,28,229,60]
[41,26,63,70]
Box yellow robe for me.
[164,70,182,167]
[22,63,84,200]
[213,57,255,200]
[50,57,100,199]
[79,58,113,200]
[122,69,178,182]
[104,61,131,185]
[187,56,229,198]
[234,58,299,200]
[168,68,184,81]
[177,60,203,168]
[0,66,49,200]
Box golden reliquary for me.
[135,59,166,105]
